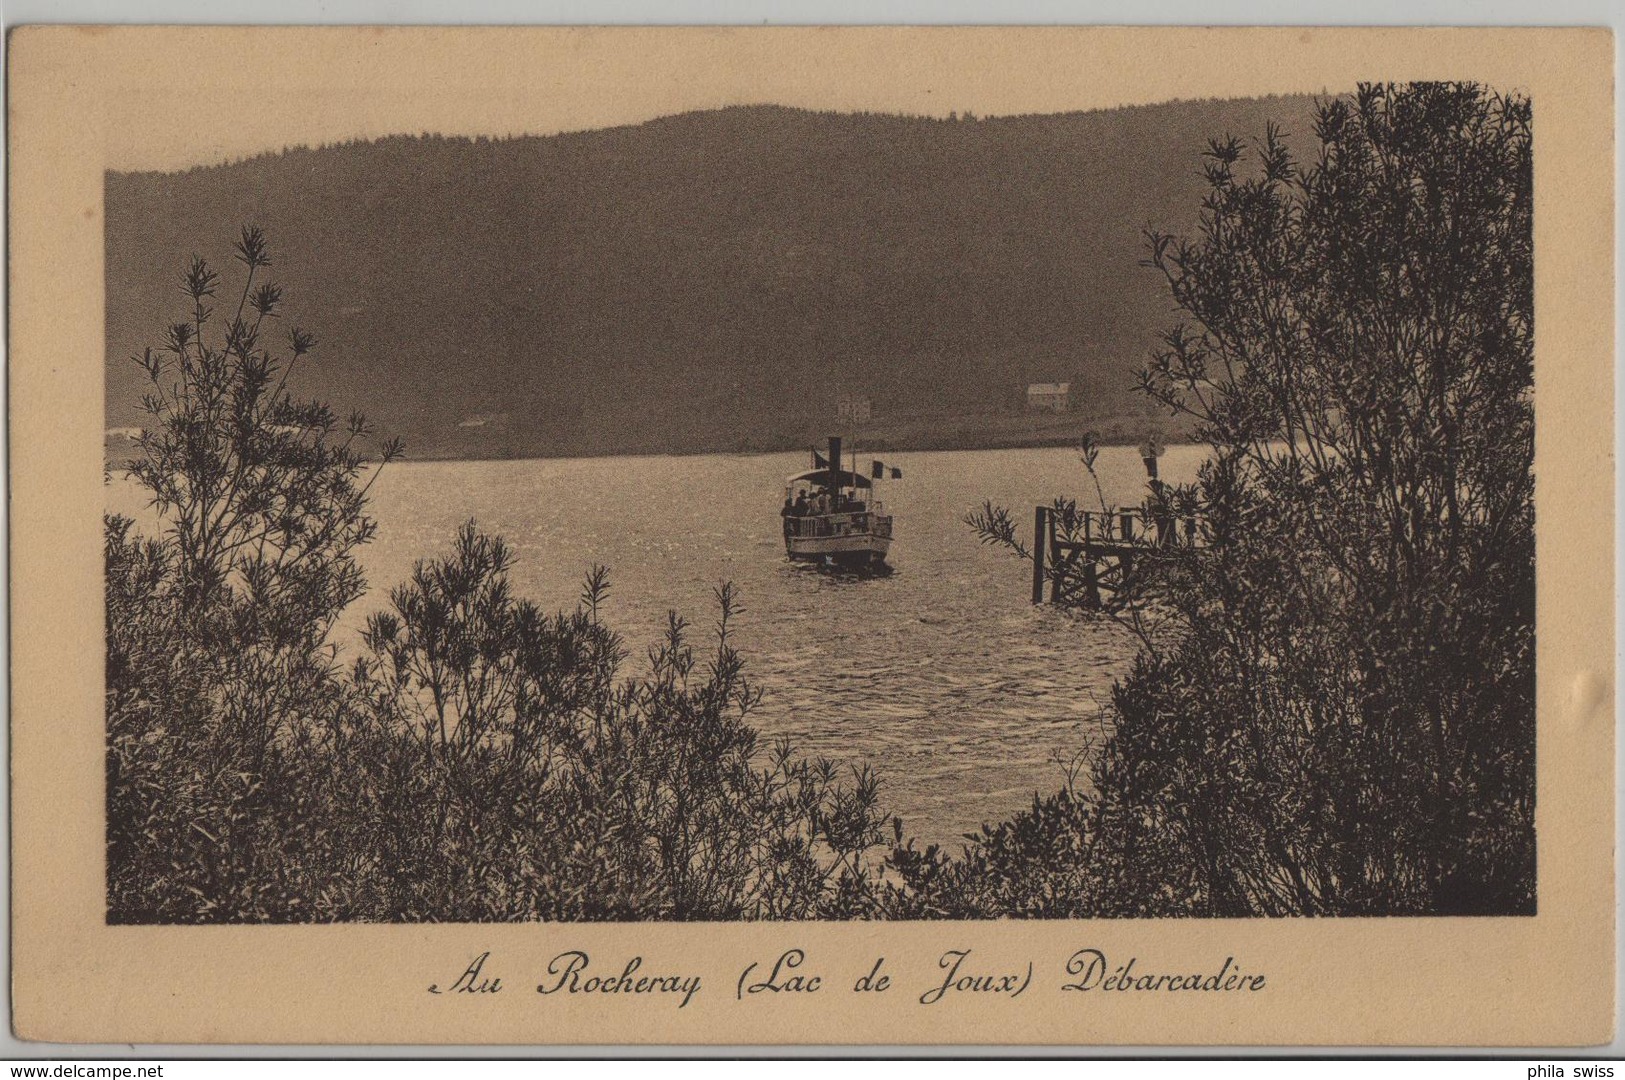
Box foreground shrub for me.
[108,231,889,923]
[349,524,890,920]
[933,82,1535,917]
[107,227,396,921]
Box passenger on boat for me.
[792,491,810,517]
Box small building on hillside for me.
[1026,382,1072,413]
[837,396,872,424]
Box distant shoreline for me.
[406,429,1182,463]
[105,422,1198,468]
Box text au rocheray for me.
[537,951,701,1009]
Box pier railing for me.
[1031,504,1206,608]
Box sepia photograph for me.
[9,25,1612,1046]
[101,79,1535,923]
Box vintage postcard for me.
[8,25,1615,1046]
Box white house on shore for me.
[1026,382,1071,412]
[837,395,872,424]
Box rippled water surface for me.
[113,444,1204,851]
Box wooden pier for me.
[1030,504,1203,609]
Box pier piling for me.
[1031,505,1048,604]
[1029,504,1203,609]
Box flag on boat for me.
[870,460,903,480]
[812,448,830,469]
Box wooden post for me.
[1082,552,1101,609]
[1050,535,1067,605]
[1031,506,1048,604]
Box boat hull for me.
[785,533,891,566]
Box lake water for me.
[111,443,1205,852]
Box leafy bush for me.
[932,82,1535,917]
[107,227,397,921]
[107,231,889,923]
[348,523,890,920]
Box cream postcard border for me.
[8,25,1615,1046]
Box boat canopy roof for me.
[787,467,873,490]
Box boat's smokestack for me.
[827,435,842,501]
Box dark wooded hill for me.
[106,97,1319,459]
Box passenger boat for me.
[781,436,895,568]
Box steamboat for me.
[781,436,897,569]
